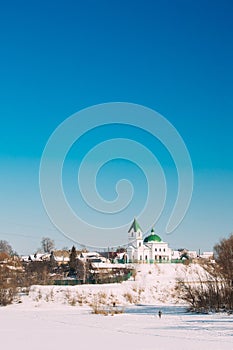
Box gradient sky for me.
[0,0,233,254]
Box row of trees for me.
[0,237,56,257]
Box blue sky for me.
[0,0,233,254]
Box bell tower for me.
[128,218,143,248]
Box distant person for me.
[158,310,162,319]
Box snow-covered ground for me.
[1,264,232,350]
[28,263,207,306]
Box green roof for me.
[144,232,162,243]
[128,218,142,233]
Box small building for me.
[172,249,198,261]
[127,218,172,263]
[199,251,214,260]
[50,250,70,265]
[79,251,110,263]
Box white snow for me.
[1,263,232,350]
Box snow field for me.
[1,263,232,350]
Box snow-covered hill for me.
[2,263,232,350]
[27,263,206,307]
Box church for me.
[127,218,172,263]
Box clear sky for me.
[0,0,233,254]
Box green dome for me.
[144,233,162,243]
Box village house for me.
[50,250,70,265]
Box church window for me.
[139,242,141,247]
[155,248,157,252]
[163,248,166,252]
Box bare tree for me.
[41,237,55,253]
[23,261,52,286]
[0,255,22,306]
[176,234,233,313]
[0,240,14,256]
[214,234,233,284]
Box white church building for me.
[127,218,172,263]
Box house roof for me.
[128,218,142,233]
[81,252,100,258]
[52,250,70,258]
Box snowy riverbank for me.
[1,263,232,350]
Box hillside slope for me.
[27,263,206,307]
